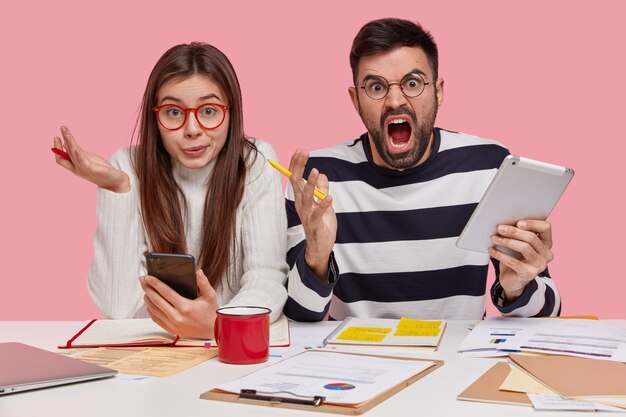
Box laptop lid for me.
[0,342,117,395]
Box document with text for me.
[215,350,436,405]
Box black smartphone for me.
[145,252,198,299]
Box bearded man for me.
[283,18,559,321]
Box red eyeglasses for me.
[153,103,230,130]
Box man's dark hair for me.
[350,18,439,84]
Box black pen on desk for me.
[239,389,325,407]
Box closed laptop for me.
[0,342,116,395]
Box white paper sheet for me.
[458,318,626,361]
[498,319,626,361]
[611,343,626,363]
[217,350,434,405]
[457,317,543,356]
[528,394,626,412]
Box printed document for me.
[76,347,217,377]
[458,317,626,361]
[217,350,434,405]
[498,319,626,360]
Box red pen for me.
[51,147,71,161]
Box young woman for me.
[53,42,288,338]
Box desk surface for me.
[0,320,589,417]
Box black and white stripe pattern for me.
[284,129,560,321]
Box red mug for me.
[214,306,271,364]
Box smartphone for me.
[145,252,198,299]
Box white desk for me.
[0,320,589,417]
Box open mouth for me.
[386,118,413,152]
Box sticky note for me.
[397,317,442,329]
[336,326,392,342]
[394,318,442,337]
[394,328,440,337]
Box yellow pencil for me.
[268,160,329,201]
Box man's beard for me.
[359,97,438,170]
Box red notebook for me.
[59,316,290,349]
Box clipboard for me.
[200,350,443,415]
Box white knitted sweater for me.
[87,140,288,323]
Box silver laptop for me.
[0,342,117,395]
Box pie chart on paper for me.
[324,382,356,391]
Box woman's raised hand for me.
[53,126,130,193]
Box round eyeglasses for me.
[153,103,230,131]
[358,73,435,100]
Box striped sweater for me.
[284,128,561,321]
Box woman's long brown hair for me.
[134,42,256,288]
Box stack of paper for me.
[458,354,626,412]
[499,319,626,360]
[323,317,446,352]
[458,317,626,361]
[508,354,626,411]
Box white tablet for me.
[456,155,574,257]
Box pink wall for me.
[1,1,624,320]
